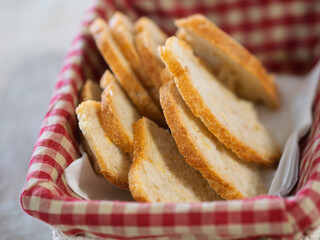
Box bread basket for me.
[20,0,320,239]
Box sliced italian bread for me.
[159,37,280,166]
[108,12,139,70]
[80,79,102,102]
[129,117,221,202]
[76,100,131,190]
[160,81,267,199]
[90,18,165,126]
[79,79,103,172]
[100,71,141,153]
[135,17,168,90]
[175,14,279,108]
[108,12,156,99]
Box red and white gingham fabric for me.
[20,0,320,239]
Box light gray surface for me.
[0,1,91,239]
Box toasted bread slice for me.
[76,100,131,190]
[175,14,279,108]
[108,12,159,107]
[160,81,267,199]
[108,12,139,70]
[79,79,103,171]
[108,12,154,91]
[129,117,221,202]
[99,70,117,89]
[101,72,141,153]
[159,37,280,165]
[80,79,102,102]
[135,17,168,90]
[100,69,160,123]
[90,18,165,126]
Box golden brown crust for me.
[128,119,152,202]
[134,17,168,90]
[135,31,163,90]
[159,37,281,166]
[109,12,141,71]
[89,18,165,126]
[80,79,102,102]
[100,167,129,191]
[76,100,130,190]
[175,14,279,108]
[160,82,243,199]
[100,84,134,153]
[108,13,160,109]
[135,32,162,108]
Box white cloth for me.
[65,153,133,201]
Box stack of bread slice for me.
[75,12,281,202]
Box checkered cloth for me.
[20,0,320,239]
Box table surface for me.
[1,1,319,240]
[0,1,91,239]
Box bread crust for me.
[90,18,165,126]
[175,14,279,108]
[135,17,168,90]
[135,31,164,90]
[100,80,140,153]
[101,86,132,153]
[128,119,152,202]
[108,12,156,97]
[160,82,268,199]
[159,37,281,166]
[76,100,130,190]
[109,12,141,71]
[134,32,162,108]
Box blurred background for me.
[0,1,92,239]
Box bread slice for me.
[129,117,221,202]
[101,71,141,153]
[160,81,268,199]
[76,100,131,190]
[135,17,168,90]
[99,70,117,89]
[159,37,280,166]
[108,12,155,94]
[108,12,139,70]
[80,79,102,102]
[90,18,165,126]
[99,70,159,126]
[175,14,279,108]
[79,79,103,172]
